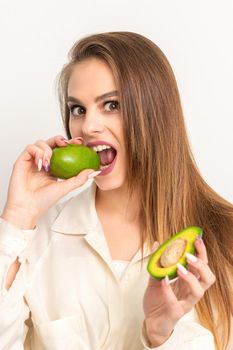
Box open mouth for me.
[91,144,117,174]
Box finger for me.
[186,264,200,280]
[56,169,99,195]
[146,276,178,308]
[176,264,205,310]
[147,275,162,289]
[68,137,84,145]
[194,237,208,264]
[147,275,178,305]
[160,276,178,304]
[17,144,46,171]
[45,135,70,148]
[151,241,160,253]
[34,140,53,170]
[185,253,216,289]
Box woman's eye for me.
[69,105,85,116]
[104,101,119,112]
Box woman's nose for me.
[81,111,104,136]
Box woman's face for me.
[67,58,127,191]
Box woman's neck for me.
[95,185,140,223]
[95,184,142,260]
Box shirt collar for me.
[51,181,153,262]
[51,181,99,235]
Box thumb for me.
[58,169,100,194]
[152,241,160,253]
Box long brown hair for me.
[56,31,233,349]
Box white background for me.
[0,0,232,212]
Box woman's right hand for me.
[1,135,97,229]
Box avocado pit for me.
[147,226,202,280]
[159,238,186,267]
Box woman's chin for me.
[93,176,126,192]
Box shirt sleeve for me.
[140,317,215,350]
[0,217,37,348]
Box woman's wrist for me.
[145,319,174,347]
[1,206,37,230]
[147,332,173,347]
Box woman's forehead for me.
[67,59,117,98]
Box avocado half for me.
[147,226,202,280]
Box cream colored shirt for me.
[0,182,217,349]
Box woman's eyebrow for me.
[67,90,118,104]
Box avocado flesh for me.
[147,226,202,280]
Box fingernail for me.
[87,170,101,179]
[72,137,83,144]
[185,252,198,263]
[196,236,203,245]
[163,275,170,286]
[44,160,50,172]
[38,158,43,171]
[152,241,160,253]
[59,136,69,143]
[177,263,188,275]
[74,137,83,141]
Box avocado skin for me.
[147,226,203,281]
[50,144,100,179]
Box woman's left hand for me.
[143,238,216,346]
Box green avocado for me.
[147,226,202,280]
[50,144,100,179]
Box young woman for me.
[0,31,232,350]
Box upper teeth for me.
[92,145,111,152]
